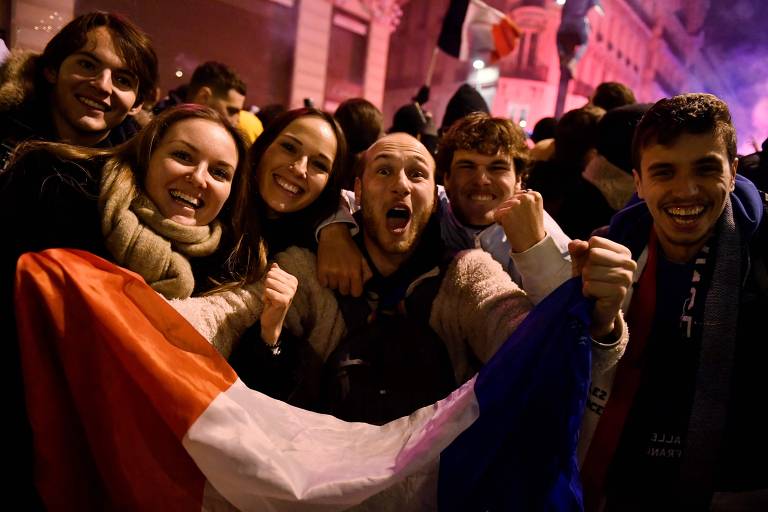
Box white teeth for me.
[77,96,107,111]
[170,190,201,207]
[666,206,704,216]
[275,175,301,194]
[469,194,494,201]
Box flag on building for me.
[437,0,521,64]
[15,249,591,511]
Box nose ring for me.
[185,174,192,182]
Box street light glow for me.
[473,59,485,70]
[556,0,566,5]
[519,120,527,128]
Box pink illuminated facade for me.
[384,0,752,145]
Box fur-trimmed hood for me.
[0,50,40,113]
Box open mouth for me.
[77,95,110,112]
[386,205,411,233]
[274,175,303,196]
[170,190,203,210]
[664,205,705,226]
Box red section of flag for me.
[491,17,521,63]
[15,249,237,510]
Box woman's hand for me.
[260,263,298,346]
[317,223,372,297]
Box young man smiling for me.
[437,112,573,304]
[0,12,158,168]
[580,93,768,510]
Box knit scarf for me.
[99,161,222,299]
[583,199,740,510]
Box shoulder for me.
[273,246,318,279]
[447,248,513,286]
[0,50,39,113]
[1,149,101,201]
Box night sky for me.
[703,0,768,151]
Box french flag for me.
[437,0,521,64]
[15,249,590,511]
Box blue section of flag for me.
[438,278,592,511]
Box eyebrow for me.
[692,155,723,166]
[73,51,137,77]
[373,152,429,166]
[282,134,333,163]
[167,140,235,168]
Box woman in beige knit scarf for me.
[3,104,259,300]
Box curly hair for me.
[436,112,529,181]
[632,93,736,172]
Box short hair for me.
[591,81,636,111]
[531,116,557,143]
[437,112,529,181]
[632,93,737,173]
[334,98,383,154]
[188,61,246,100]
[38,12,158,106]
[554,106,604,172]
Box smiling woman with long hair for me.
[1,104,252,301]
[228,107,348,269]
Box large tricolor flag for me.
[15,249,591,511]
[437,0,521,64]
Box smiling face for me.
[46,27,141,146]
[355,133,436,274]
[443,149,521,226]
[144,118,239,227]
[634,131,737,263]
[257,116,338,215]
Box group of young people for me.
[2,10,766,512]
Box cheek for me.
[309,173,330,196]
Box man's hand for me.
[493,190,547,253]
[260,263,298,345]
[569,237,636,339]
[317,223,372,297]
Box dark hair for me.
[231,107,347,264]
[256,103,288,130]
[334,98,383,154]
[632,93,737,173]
[38,11,158,106]
[531,116,557,143]
[188,61,246,99]
[591,81,636,111]
[436,112,529,181]
[554,106,604,174]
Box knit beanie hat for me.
[440,83,489,132]
[596,103,651,174]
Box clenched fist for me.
[493,189,547,253]
[260,263,299,347]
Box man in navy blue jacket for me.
[580,93,768,511]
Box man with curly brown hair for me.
[437,112,573,303]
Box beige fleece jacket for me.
[171,246,627,388]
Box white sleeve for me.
[314,190,359,241]
[510,212,572,305]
